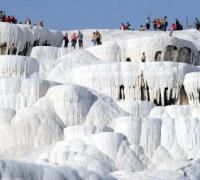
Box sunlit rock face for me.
[0,26,200,179]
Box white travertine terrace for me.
[0,55,39,77]
[0,25,199,179]
[65,62,199,105]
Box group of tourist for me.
[145,16,169,31]
[0,10,17,24]
[0,10,44,27]
[120,22,132,30]
[63,31,84,49]
[140,17,183,31]
[91,31,102,45]
[171,18,183,31]
[120,16,193,31]
[63,30,102,48]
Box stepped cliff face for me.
[0,24,200,180]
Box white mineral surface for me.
[0,26,199,179]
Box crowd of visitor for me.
[121,16,200,31]
[0,10,17,24]
[2,10,200,50]
[0,10,44,27]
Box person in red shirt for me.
[5,16,11,23]
[156,18,161,30]
[171,23,177,31]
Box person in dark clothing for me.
[96,31,102,45]
[145,17,151,30]
[10,16,17,24]
[141,52,146,62]
[126,21,132,30]
[77,31,83,49]
[163,16,168,31]
[195,18,200,30]
[8,43,17,55]
[175,18,183,30]
[63,32,69,48]
[0,11,4,22]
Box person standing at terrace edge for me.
[175,18,183,30]
[71,32,77,48]
[194,18,200,30]
[96,31,102,45]
[145,17,151,30]
[163,16,168,31]
[141,52,146,62]
[77,31,83,49]
[91,32,96,45]
[63,32,69,48]
[153,18,157,30]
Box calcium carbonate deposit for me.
[0,22,200,180]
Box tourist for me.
[160,18,165,30]
[153,18,157,31]
[163,16,168,31]
[71,32,77,48]
[126,21,132,30]
[141,52,146,62]
[91,32,96,45]
[77,31,83,49]
[120,23,126,30]
[145,17,151,30]
[0,11,5,22]
[194,18,200,30]
[10,16,17,24]
[63,32,69,48]
[156,18,161,30]
[171,23,177,31]
[139,25,145,31]
[96,31,102,45]
[175,18,183,30]
[5,16,11,23]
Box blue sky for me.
[1,0,200,30]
